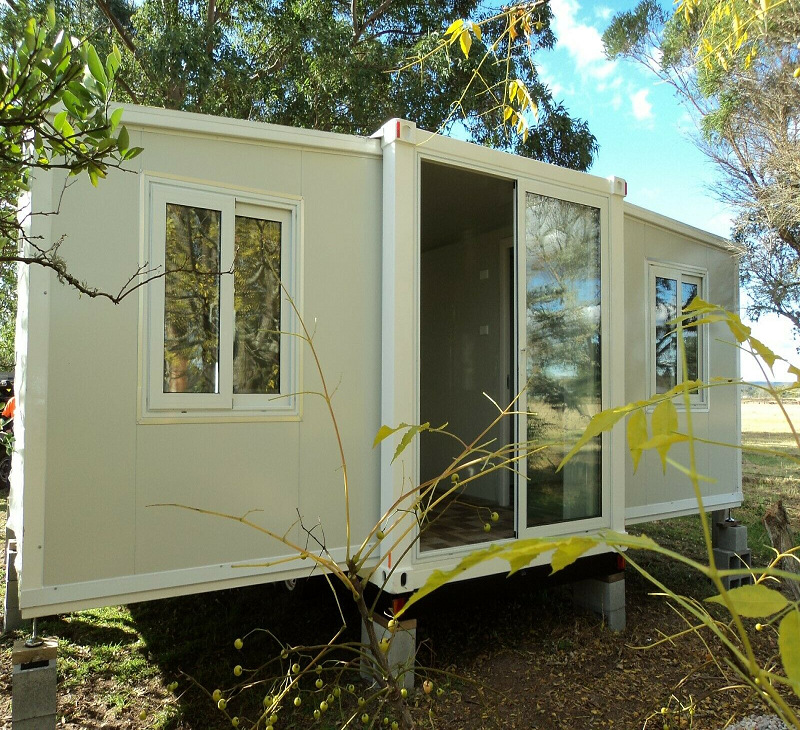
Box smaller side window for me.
[649,263,706,404]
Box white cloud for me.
[549,0,617,79]
[631,89,653,121]
[594,6,613,21]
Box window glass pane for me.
[655,276,678,393]
[682,281,699,382]
[163,203,221,394]
[525,193,602,527]
[233,216,281,394]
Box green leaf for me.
[779,609,800,697]
[86,44,108,86]
[749,336,778,370]
[373,423,408,449]
[706,584,788,618]
[110,107,123,132]
[551,537,596,574]
[393,423,429,464]
[46,3,56,28]
[117,125,129,152]
[651,400,678,472]
[53,110,67,133]
[626,408,648,472]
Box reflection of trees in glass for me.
[234,217,281,394]
[655,276,678,393]
[163,204,221,394]
[525,194,601,415]
[525,193,602,527]
[654,275,700,391]
[682,282,699,381]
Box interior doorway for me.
[418,160,516,551]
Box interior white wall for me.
[420,229,512,504]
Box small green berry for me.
[392,723,399,730]
[333,687,341,698]
[379,638,390,653]
[139,710,147,721]
[263,695,273,707]
[376,529,385,540]
[361,713,370,724]
[388,619,398,632]
[213,689,222,702]
[483,523,491,532]
[292,663,300,674]
[313,710,321,720]
[294,696,302,707]
[436,687,444,697]
[400,688,408,699]
[270,714,279,725]
[315,678,323,689]
[491,511,499,522]
[231,718,239,728]
[358,697,365,707]
[218,699,227,711]
[233,665,242,676]
[234,638,243,650]
[347,684,355,693]
[383,718,389,725]
[320,701,328,712]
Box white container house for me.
[6,106,741,618]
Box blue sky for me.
[537,0,796,381]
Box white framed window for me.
[144,179,300,419]
[648,262,707,405]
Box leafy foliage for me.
[1,0,597,171]
[603,0,800,343]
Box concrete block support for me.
[360,614,416,690]
[713,548,754,590]
[572,571,626,632]
[12,638,57,730]
[4,538,28,634]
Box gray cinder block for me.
[12,638,57,729]
[361,614,416,690]
[573,572,626,632]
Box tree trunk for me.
[763,501,800,601]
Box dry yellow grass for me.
[742,401,800,438]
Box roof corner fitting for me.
[607,176,628,198]
[370,118,417,147]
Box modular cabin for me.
[6,106,741,620]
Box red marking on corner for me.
[388,552,392,569]
[396,120,401,139]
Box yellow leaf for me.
[508,80,518,102]
[470,21,482,42]
[627,409,648,472]
[706,584,788,618]
[779,610,800,697]
[372,423,408,448]
[444,19,463,38]
[503,105,513,121]
[551,537,596,574]
[750,336,778,370]
[459,29,472,58]
[397,544,505,615]
[651,400,678,472]
[557,403,639,471]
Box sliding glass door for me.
[518,186,608,534]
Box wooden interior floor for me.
[419,493,515,552]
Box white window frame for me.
[647,261,708,407]
[143,178,301,420]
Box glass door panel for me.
[524,192,602,528]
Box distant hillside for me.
[742,381,799,401]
